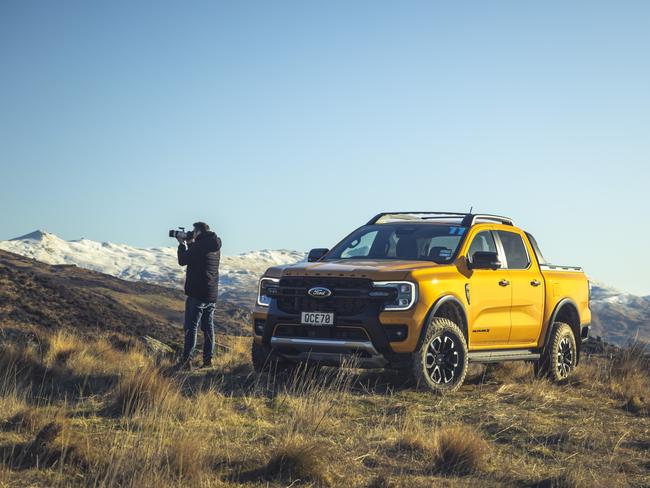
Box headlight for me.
[257,277,280,307]
[373,281,417,311]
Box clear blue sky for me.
[1,1,649,294]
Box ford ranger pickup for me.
[251,212,591,393]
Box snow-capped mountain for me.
[588,281,650,346]
[1,231,648,346]
[0,231,305,305]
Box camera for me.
[168,227,194,241]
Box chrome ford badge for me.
[308,286,332,298]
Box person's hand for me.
[176,235,185,245]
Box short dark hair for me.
[193,222,210,233]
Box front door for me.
[495,230,545,345]
[466,230,512,346]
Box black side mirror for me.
[468,251,501,270]
[308,248,329,262]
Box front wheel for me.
[535,322,577,382]
[411,317,468,394]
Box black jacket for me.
[177,231,222,303]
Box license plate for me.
[301,312,334,326]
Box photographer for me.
[175,222,222,370]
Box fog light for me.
[385,325,408,342]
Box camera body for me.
[169,228,195,241]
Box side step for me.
[468,349,540,363]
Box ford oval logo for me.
[308,286,332,298]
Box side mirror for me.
[468,251,501,270]
[308,248,329,262]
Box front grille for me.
[274,325,370,341]
[277,277,375,316]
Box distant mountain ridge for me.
[1,231,648,346]
[1,230,304,307]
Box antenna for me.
[468,206,473,214]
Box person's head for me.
[192,221,210,239]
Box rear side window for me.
[497,231,529,269]
[525,232,547,265]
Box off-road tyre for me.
[411,317,469,394]
[251,341,294,374]
[534,322,577,382]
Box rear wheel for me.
[535,322,577,382]
[411,317,468,394]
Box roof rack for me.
[367,212,514,226]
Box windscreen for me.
[326,224,466,263]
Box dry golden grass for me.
[0,327,649,487]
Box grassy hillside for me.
[0,249,250,346]
[1,248,649,487]
[0,327,648,487]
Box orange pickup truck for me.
[252,212,591,393]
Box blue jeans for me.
[182,296,216,363]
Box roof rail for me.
[367,212,514,226]
[366,212,466,225]
[460,214,514,226]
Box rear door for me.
[466,230,512,346]
[495,230,544,345]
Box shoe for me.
[202,359,213,368]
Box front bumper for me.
[269,336,388,368]
[253,300,417,368]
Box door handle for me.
[498,279,510,287]
[530,279,541,287]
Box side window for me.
[497,231,529,269]
[467,231,497,259]
[525,232,547,265]
[341,231,378,258]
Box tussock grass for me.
[110,366,180,417]
[392,429,434,457]
[3,406,62,434]
[161,432,211,482]
[263,434,334,486]
[0,343,52,390]
[608,342,650,413]
[431,425,489,475]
